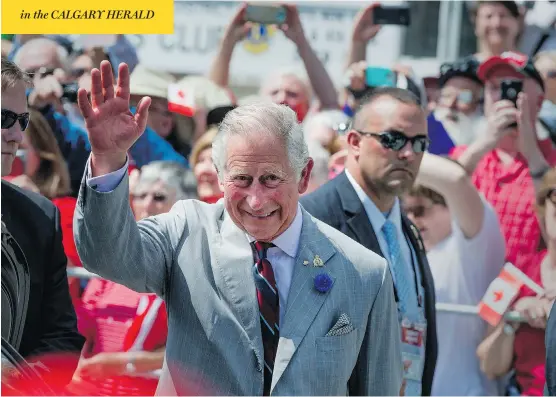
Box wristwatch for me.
[503,323,516,336]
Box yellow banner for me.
[2,0,174,34]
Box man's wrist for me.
[90,152,127,177]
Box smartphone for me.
[372,5,411,26]
[500,79,522,106]
[365,67,397,88]
[245,4,287,25]
[61,82,79,103]
[500,79,522,128]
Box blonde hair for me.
[536,167,556,221]
[189,127,218,167]
[26,109,71,198]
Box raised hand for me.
[223,3,251,45]
[77,61,151,175]
[279,4,306,46]
[351,4,382,44]
[28,74,64,110]
[481,99,519,150]
[345,61,367,92]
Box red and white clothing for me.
[452,143,555,275]
[77,279,167,395]
[513,250,548,396]
[79,279,167,355]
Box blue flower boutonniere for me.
[314,273,333,293]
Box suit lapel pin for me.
[313,255,324,267]
[303,260,309,266]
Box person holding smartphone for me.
[208,3,338,122]
[453,51,555,292]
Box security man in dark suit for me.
[1,58,84,383]
[301,87,437,396]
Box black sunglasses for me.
[439,58,480,77]
[1,109,30,131]
[355,129,430,153]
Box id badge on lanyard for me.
[401,316,427,382]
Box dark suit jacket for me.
[1,181,84,368]
[300,172,438,396]
[547,301,556,396]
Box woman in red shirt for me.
[478,168,556,396]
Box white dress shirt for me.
[344,170,414,286]
[86,157,303,325]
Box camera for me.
[61,82,79,103]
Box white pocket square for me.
[325,313,355,336]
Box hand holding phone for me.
[365,67,397,88]
[500,79,523,107]
[372,5,411,26]
[244,4,287,25]
[351,5,382,43]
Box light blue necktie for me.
[382,220,415,309]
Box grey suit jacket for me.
[74,171,403,396]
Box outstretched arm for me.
[416,153,484,239]
[73,61,179,297]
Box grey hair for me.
[306,140,330,188]
[212,103,310,181]
[259,67,313,100]
[302,110,351,140]
[134,161,197,200]
[12,37,69,71]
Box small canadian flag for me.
[478,262,543,326]
[167,83,195,117]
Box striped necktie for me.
[251,241,279,396]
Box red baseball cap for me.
[477,51,545,91]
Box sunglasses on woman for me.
[1,109,30,131]
[355,129,430,153]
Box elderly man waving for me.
[73,60,402,396]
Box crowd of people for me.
[1,0,556,396]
